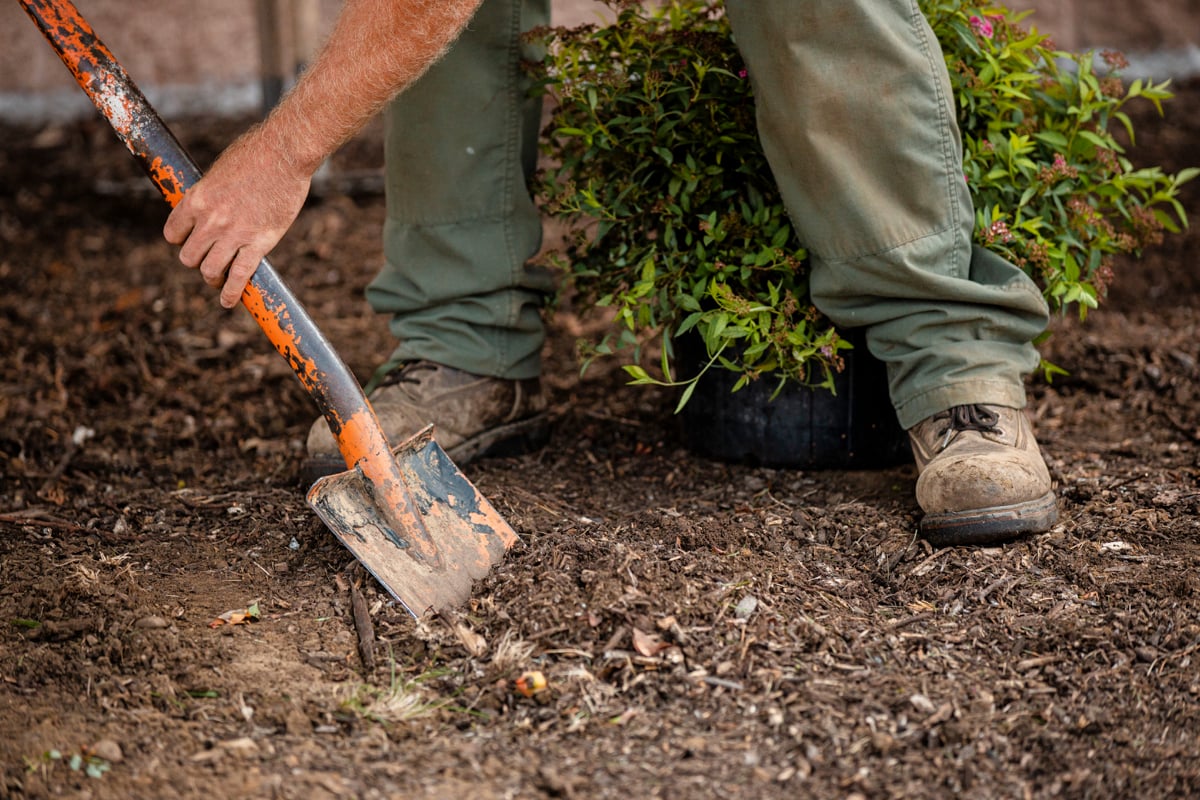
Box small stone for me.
[871,732,896,754]
[909,693,936,714]
[733,595,758,620]
[221,737,258,755]
[135,616,169,630]
[90,739,123,763]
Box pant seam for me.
[497,0,525,375]
[909,0,963,277]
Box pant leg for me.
[364,0,553,381]
[724,0,1050,429]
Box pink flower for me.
[969,15,994,39]
[1038,153,1079,184]
[737,68,748,79]
[984,219,1014,245]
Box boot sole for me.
[299,414,551,486]
[919,491,1058,547]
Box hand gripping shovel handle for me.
[18,0,444,566]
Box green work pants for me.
[365,0,552,382]
[726,0,1050,428]
[371,0,1050,428]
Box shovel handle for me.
[19,0,444,567]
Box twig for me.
[1015,654,1063,672]
[978,575,1022,605]
[0,510,91,533]
[886,611,934,631]
[348,567,376,673]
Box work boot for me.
[908,404,1056,546]
[302,361,548,484]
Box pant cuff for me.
[894,379,1029,430]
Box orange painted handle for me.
[19,0,443,566]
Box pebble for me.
[734,595,758,620]
[909,693,936,714]
[221,737,259,754]
[90,738,123,763]
[134,616,169,630]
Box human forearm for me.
[261,0,485,175]
[164,0,484,308]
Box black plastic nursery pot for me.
[677,330,913,470]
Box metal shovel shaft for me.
[18,0,445,567]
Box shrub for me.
[531,0,1195,404]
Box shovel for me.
[18,0,520,617]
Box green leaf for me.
[623,365,652,383]
[677,311,704,336]
[1174,166,1200,185]
[1033,130,1069,151]
[674,381,698,414]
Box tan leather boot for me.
[908,404,1056,546]
[302,361,548,483]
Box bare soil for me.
[2,79,1199,800]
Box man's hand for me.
[161,0,484,309]
[163,127,312,309]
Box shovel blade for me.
[306,426,518,617]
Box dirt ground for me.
[2,60,1200,799]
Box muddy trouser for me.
[370,0,1050,429]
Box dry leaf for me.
[453,622,488,657]
[632,626,668,657]
[208,603,261,628]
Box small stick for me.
[0,510,90,534]
[348,567,376,672]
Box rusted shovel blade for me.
[307,426,519,617]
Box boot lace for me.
[377,361,437,388]
[363,360,439,394]
[933,404,1002,449]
